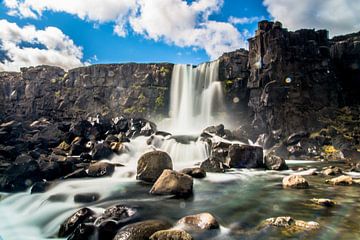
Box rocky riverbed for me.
[0,116,359,240]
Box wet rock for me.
[180,168,206,178]
[264,153,288,170]
[113,220,172,240]
[87,162,115,177]
[38,160,62,180]
[113,117,129,133]
[282,175,309,189]
[30,180,51,194]
[94,205,139,239]
[58,208,96,237]
[74,193,100,203]
[56,141,71,151]
[68,223,95,240]
[63,168,88,179]
[226,144,264,168]
[137,151,173,182]
[0,160,42,192]
[14,153,34,164]
[322,166,343,176]
[200,157,226,173]
[325,175,353,185]
[91,143,113,160]
[69,120,93,139]
[203,124,225,137]
[177,213,220,230]
[310,198,336,207]
[263,216,319,231]
[286,131,309,146]
[105,134,119,144]
[69,141,87,156]
[150,229,193,240]
[150,170,193,197]
[110,142,127,154]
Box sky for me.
[0,0,359,71]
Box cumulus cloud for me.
[228,16,265,25]
[4,0,248,60]
[263,0,360,36]
[0,19,84,71]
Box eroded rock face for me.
[0,64,173,121]
[150,170,193,197]
[137,151,173,182]
[282,175,309,189]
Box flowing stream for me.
[1,61,360,240]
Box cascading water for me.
[165,59,225,134]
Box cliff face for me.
[0,63,173,121]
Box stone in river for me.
[58,207,96,237]
[282,175,310,189]
[177,212,220,230]
[136,150,173,182]
[113,220,172,240]
[180,167,206,178]
[200,157,226,173]
[226,144,264,168]
[87,162,115,177]
[150,229,193,240]
[150,170,193,197]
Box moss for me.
[323,145,337,154]
[132,84,141,90]
[124,106,146,115]
[160,66,170,74]
[50,78,57,84]
[54,90,61,98]
[138,93,145,100]
[155,94,165,109]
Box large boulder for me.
[113,220,172,240]
[91,143,113,160]
[200,157,226,173]
[177,213,220,230]
[150,170,193,197]
[282,175,309,189]
[264,153,288,170]
[226,144,264,168]
[94,205,140,239]
[58,208,96,237]
[137,151,173,182]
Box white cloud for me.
[4,0,249,60]
[0,19,84,71]
[229,16,264,25]
[263,0,360,36]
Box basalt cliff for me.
[0,20,359,160]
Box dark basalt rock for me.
[91,143,113,160]
[74,193,100,203]
[0,160,42,192]
[180,167,206,178]
[68,223,96,240]
[30,180,51,194]
[137,151,173,182]
[113,220,172,240]
[58,207,96,238]
[226,144,264,169]
[264,152,288,170]
[94,205,140,240]
[200,157,226,173]
[87,162,115,177]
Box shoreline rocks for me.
[282,175,310,189]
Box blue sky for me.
[0,0,359,71]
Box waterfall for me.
[166,59,225,134]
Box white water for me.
[161,60,225,134]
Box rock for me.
[30,181,51,194]
[110,142,127,154]
[150,229,193,240]
[14,153,34,164]
[200,157,226,173]
[137,151,173,182]
[94,205,139,239]
[325,175,353,185]
[87,162,115,177]
[113,117,129,133]
[105,134,119,144]
[69,120,93,139]
[177,213,220,230]
[263,216,319,231]
[67,223,95,240]
[58,208,96,237]
[322,166,343,176]
[180,168,206,178]
[282,175,309,189]
[56,141,71,151]
[74,193,100,203]
[286,131,309,146]
[226,144,264,168]
[0,161,42,192]
[203,124,225,137]
[310,198,336,207]
[63,168,88,179]
[150,170,193,197]
[113,220,172,240]
[38,160,62,180]
[91,143,113,160]
[264,153,288,170]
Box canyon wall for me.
[0,20,359,151]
